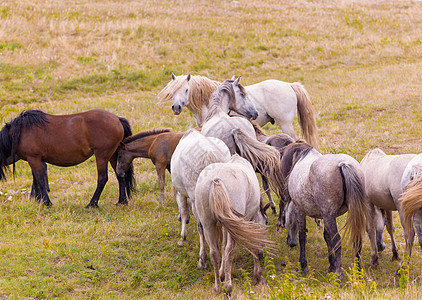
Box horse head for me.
[284,201,299,247]
[228,77,258,120]
[171,73,191,115]
[116,144,131,177]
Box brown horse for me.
[116,129,185,204]
[0,109,135,208]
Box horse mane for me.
[203,80,238,123]
[0,110,48,180]
[122,128,171,144]
[280,141,313,177]
[250,121,267,137]
[158,75,220,123]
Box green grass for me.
[1,0,422,299]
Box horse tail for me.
[291,83,319,151]
[338,162,366,255]
[401,177,422,238]
[118,117,135,198]
[209,178,267,251]
[232,128,284,201]
[0,123,13,181]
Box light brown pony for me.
[0,109,134,208]
[116,129,185,204]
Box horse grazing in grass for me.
[116,129,184,204]
[0,109,135,208]
[195,154,268,296]
[276,141,367,280]
[360,149,422,265]
[171,129,231,269]
[158,73,319,149]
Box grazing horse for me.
[0,109,135,208]
[116,129,184,204]
[158,73,319,149]
[360,149,422,265]
[171,129,231,269]
[276,141,366,280]
[195,154,268,296]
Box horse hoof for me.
[392,254,400,261]
[177,240,187,247]
[85,203,99,209]
[44,201,53,207]
[116,200,128,206]
[198,259,207,269]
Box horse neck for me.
[204,92,230,122]
[124,136,156,158]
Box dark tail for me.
[0,123,13,181]
[119,117,135,198]
[338,162,366,256]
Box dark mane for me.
[122,128,171,144]
[0,110,48,180]
[279,141,313,177]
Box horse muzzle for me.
[172,104,182,115]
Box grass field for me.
[1,0,422,298]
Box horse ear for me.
[171,73,176,80]
[234,76,241,85]
[187,73,191,81]
[231,75,235,80]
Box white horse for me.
[158,73,319,149]
[171,129,231,269]
[195,154,268,296]
[360,149,422,265]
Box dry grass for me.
[1,0,422,299]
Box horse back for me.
[361,151,415,209]
[17,109,125,166]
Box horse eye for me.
[185,89,188,93]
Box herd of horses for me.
[1,74,421,296]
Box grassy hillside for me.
[1,0,421,299]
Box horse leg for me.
[155,163,166,205]
[219,227,227,281]
[176,192,189,246]
[375,208,386,252]
[276,196,287,231]
[385,210,400,261]
[222,233,236,297]
[365,203,379,267]
[203,223,222,294]
[297,209,308,274]
[261,174,277,215]
[86,158,109,208]
[109,155,128,205]
[27,158,52,206]
[274,118,298,141]
[322,215,343,280]
[31,162,49,199]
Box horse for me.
[170,129,231,269]
[0,109,135,208]
[271,140,366,280]
[198,78,284,215]
[116,128,184,204]
[360,149,422,265]
[195,154,268,296]
[397,154,422,260]
[158,73,319,149]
